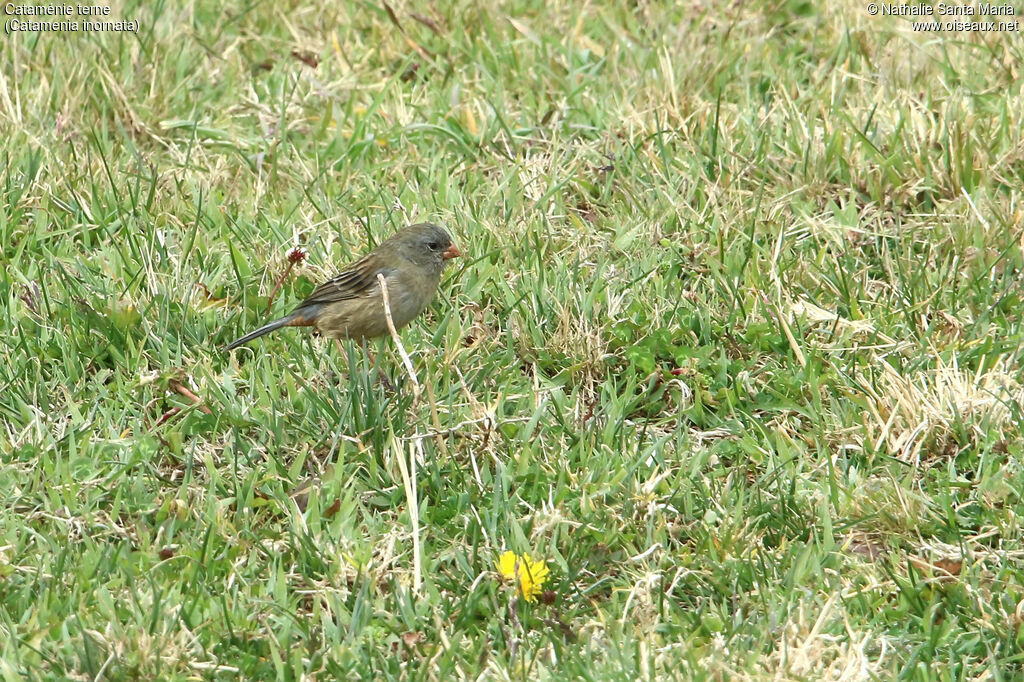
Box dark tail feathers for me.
[224,313,301,351]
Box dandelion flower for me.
[496,551,550,602]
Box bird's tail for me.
[224,312,307,351]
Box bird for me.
[225,222,461,351]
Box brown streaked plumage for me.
[225,223,460,351]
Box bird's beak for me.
[442,244,462,260]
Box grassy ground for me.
[2,0,1024,678]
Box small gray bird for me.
[225,223,461,350]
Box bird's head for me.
[393,222,462,271]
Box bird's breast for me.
[385,267,438,328]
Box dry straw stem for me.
[377,274,422,592]
[376,272,449,457]
[377,273,420,399]
[392,433,422,594]
[761,293,808,369]
[378,272,446,594]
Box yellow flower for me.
[496,551,550,602]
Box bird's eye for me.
[427,241,439,250]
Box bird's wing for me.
[295,254,395,309]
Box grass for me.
[2,0,1024,678]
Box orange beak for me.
[442,243,462,260]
